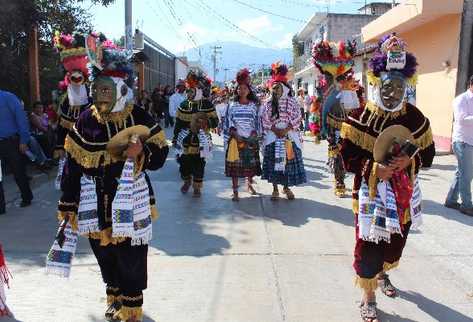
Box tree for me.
[0,0,115,106]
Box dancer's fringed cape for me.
[340,102,436,213]
[58,104,169,246]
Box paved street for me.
[1,131,473,322]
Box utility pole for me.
[211,45,222,81]
[28,26,40,104]
[456,0,473,94]
[125,0,133,51]
[224,68,229,83]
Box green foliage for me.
[0,0,116,106]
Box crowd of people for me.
[2,28,473,322]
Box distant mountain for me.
[184,41,292,82]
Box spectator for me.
[137,90,152,114]
[163,85,173,128]
[445,75,473,216]
[0,89,33,208]
[303,90,312,132]
[30,101,52,158]
[28,135,52,171]
[151,87,163,122]
[169,80,186,131]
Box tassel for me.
[286,140,295,161]
[227,138,240,162]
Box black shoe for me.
[20,200,32,208]
[444,201,461,210]
[460,207,473,216]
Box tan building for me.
[361,0,465,152]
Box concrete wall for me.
[328,14,378,42]
[399,14,461,152]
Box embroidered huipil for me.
[225,101,260,147]
[261,96,302,149]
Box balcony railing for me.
[293,54,312,73]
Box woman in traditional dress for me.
[261,62,307,200]
[224,69,261,201]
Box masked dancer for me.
[340,34,435,322]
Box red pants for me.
[353,215,411,280]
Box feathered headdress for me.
[367,33,418,87]
[236,68,251,86]
[268,62,288,87]
[185,70,211,90]
[53,31,88,77]
[312,39,356,78]
[86,32,134,86]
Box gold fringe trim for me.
[91,104,134,124]
[115,306,143,322]
[365,101,407,119]
[176,110,193,122]
[193,181,203,189]
[146,130,168,148]
[415,126,433,150]
[89,227,127,246]
[383,261,400,272]
[107,294,122,306]
[151,205,159,221]
[340,123,376,153]
[369,162,379,200]
[59,117,75,130]
[57,211,78,232]
[65,136,118,169]
[354,276,378,292]
[183,146,201,155]
[327,116,343,130]
[352,199,359,214]
[328,146,340,158]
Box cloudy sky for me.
[84,0,392,54]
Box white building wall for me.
[175,59,188,83]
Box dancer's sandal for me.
[379,274,397,298]
[181,181,191,194]
[360,301,378,322]
[283,187,295,200]
[271,190,280,201]
[232,189,240,202]
[105,301,122,322]
[193,188,201,198]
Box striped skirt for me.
[262,142,307,186]
[225,140,262,178]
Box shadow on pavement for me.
[377,310,417,322]
[423,199,473,227]
[88,314,156,322]
[398,290,473,322]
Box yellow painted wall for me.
[399,14,461,141]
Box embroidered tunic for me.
[224,101,260,145]
[261,97,302,136]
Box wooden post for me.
[28,25,40,104]
[138,62,145,92]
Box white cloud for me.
[238,15,274,34]
[275,32,293,49]
[180,23,208,37]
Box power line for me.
[145,0,189,52]
[160,0,200,53]
[230,0,310,24]
[192,0,275,48]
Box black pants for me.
[33,133,52,158]
[0,182,5,214]
[0,137,33,203]
[178,154,206,186]
[89,238,148,309]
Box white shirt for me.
[169,92,186,117]
[452,89,473,145]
